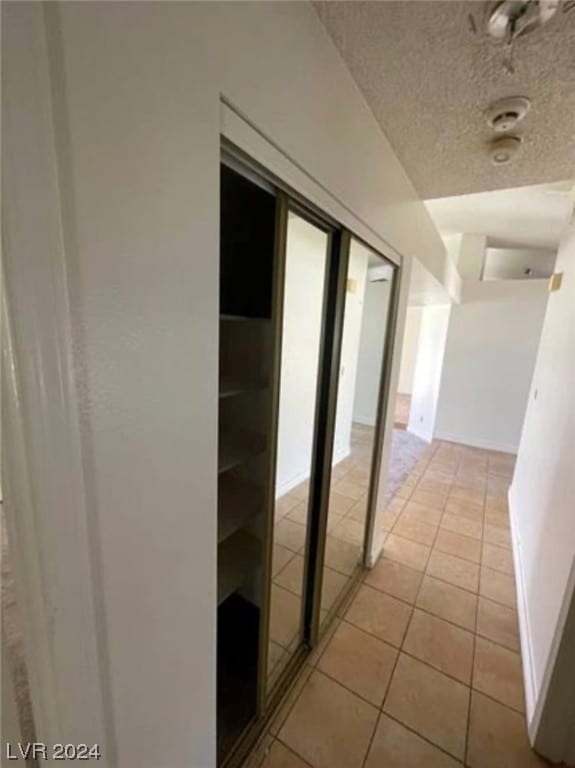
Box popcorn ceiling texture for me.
[314,1,575,199]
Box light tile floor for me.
[268,424,374,689]
[252,440,551,768]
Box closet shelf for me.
[218,475,264,543]
[219,377,269,399]
[218,530,260,605]
[218,427,267,474]
[220,314,271,323]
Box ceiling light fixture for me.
[486,0,559,42]
[483,0,560,73]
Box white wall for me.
[509,212,575,762]
[408,305,451,442]
[353,279,391,426]
[276,215,328,495]
[1,630,22,753]
[483,247,557,281]
[397,307,422,395]
[2,3,447,766]
[333,242,368,458]
[434,282,548,453]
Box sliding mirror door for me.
[267,211,330,690]
[318,238,396,628]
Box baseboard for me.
[275,446,350,498]
[434,429,517,454]
[406,421,433,443]
[353,414,376,428]
[276,469,308,499]
[508,483,538,724]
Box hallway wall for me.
[276,216,328,496]
[509,210,575,762]
[434,282,548,453]
[353,278,391,427]
[333,243,369,460]
[407,305,451,443]
[397,307,422,395]
[2,3,446,766]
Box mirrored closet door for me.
[217,153,399,767]
[267,211,330,690]
[318,238,396,629]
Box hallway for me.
[251,440,544,768]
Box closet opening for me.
[218,152,399,767]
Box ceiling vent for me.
[484,96,531,132]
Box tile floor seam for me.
[474,608,521,656]
[464,471,486,768]
[359,710,383,768]
[478,566,518,608]
[374,492,446,750]
[383,531,433,565]
[337,615,400,654]
[358,447,437,768]
[274,736,315,768]
[466,686,527,719]
[407,450,475,763]
[474,628,520,654]
[421,567,480,596]
[289,666,380,768]
[375,709,467,767]
[436,524,485,545]
[311,662,391,711]
[428,543,486,572]
[411,600,477,634]
[392,646,474,690]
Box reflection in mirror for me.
[267,212,328,691]
[320,239,394,627]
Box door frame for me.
[219,141,404,751]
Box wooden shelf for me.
[218,427,266,474]
[218,530,260,605]
[220,314,271,323]
[219,377,269,399]
[218,475,263,543]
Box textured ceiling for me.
[314,1,575,198]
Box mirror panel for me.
[319,239,395,627]
[268,212,329,690]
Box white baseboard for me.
[434,429,517,454]
[275,446,350,499]
[276,469,309,499]
[353,414,376,428]
[406,421,433,443]
[508,483,537,725]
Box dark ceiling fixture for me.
[486,0,559,44]
[468,1,571,73]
